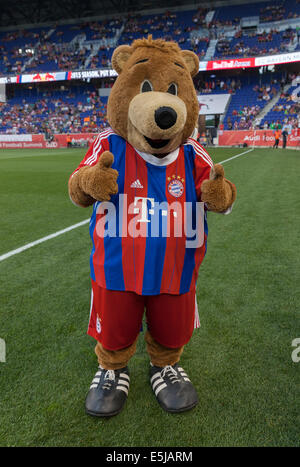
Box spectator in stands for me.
[227,117,233,130]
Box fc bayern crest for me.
[96,316,102,334]
[168,177,184,198]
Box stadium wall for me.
[1,130,300,149]
[218,129,300,147]
[0,133,97,149]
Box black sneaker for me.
[150,363,198,413]
[85,366,130,417]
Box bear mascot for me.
[68,36,236,417]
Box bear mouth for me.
[144,136,170,149]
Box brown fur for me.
[68,170,95,208]
[95,338,138,370]
[68,151,118,207]
[94,332,184,369]
[145,331,184,367]
[132,36,182,54]
[201,164,237,212]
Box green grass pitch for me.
[0,146,299,447]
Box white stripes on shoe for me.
[151,372,168,396]
[151,371,170,396]
[177,367,191,383]
[150,365,191,396]
[151,372,167,396]
[90,369,103,389]
[89,368,130,394]
[116,373,130,396]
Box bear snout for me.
[127,91,187,153]
[155,107,177,130]
[128,91,186,138]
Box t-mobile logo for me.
[133,196,168,222]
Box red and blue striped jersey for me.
[71,129,213,295]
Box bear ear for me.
[111,45,133,74]
[181,50,199,77]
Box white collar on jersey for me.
[135,147,180,166]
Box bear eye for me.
[167,83,177,95]
[141,80,153,93]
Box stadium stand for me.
[220,72,300,130]
[221,77,280,130]
[0,1,299,75]
[214,30,296,59]
[0,84,109,134]
[213,0,300,23]
[260,82,300,130]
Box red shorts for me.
[87,280,200,351]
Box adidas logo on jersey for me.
[130,179,143,188]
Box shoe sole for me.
[158,398,199,414]
[85,406,125,418]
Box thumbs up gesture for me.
[77,151,119,203]
[201,164,236,213]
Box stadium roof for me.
[0,0,196,27]
[0,0,272,29]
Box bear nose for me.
[155,106,177,129]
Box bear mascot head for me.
[68,35,236,418]
[108,35,199,155]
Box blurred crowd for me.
[263,116,299,130]
[259,3,300,22]
[252,82,279,101]
[260,5,285,22]
[271,87,300,117]
[194,76,241,93]
[227,104,261,130]
[120,11,192,48]
[0,88,108,134]
[215,28,295,60]
[226,74,300,131]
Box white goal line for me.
[0,147,254,262]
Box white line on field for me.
[219,147,254,164]
[0,219,90,262]
[0,147,253,262]
[0,150,76,161]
